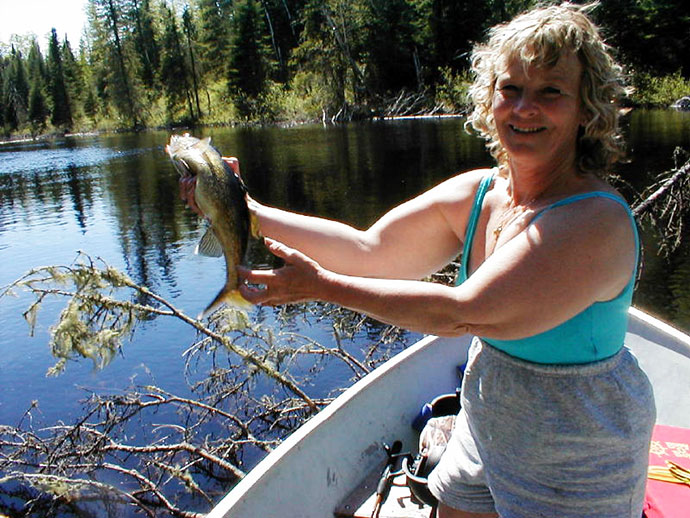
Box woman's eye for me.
[543,87,561,96]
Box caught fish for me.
[166,133,256,318]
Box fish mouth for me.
[166,144,195,177]
[509,124,546,134]
[170,156,195,177]
[166,134,208,177]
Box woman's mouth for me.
[510,124,546,134]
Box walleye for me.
[166,133,256,318]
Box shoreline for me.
[3,105,684,146]
[0,113,468,146]
[0,130,103,146]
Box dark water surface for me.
[1,111,690,511]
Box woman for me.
[181,4,655,517]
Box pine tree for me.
[27,37,49,128]
[259,0,306,82]
[2,46,30,130]
[196,0,232,78]
[364,0,418,93]
[88,0,139,127]
[594,0,690,77]
[292,0,368,116]
[28,82,49,133]
[27,39,47,87]
[131,0,160,88]
[428,0,491,74]
[62,37,85,119]
[228,0,273,108]
[0,56,7,129]
[47,28,73,128]
[182,6,202,117]
[77,38,100,123]
[159,2,195,122]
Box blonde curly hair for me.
[467,2,626,175]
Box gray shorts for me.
[427,337,656,517]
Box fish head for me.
[166,133,245,225]
[166,133,217,178]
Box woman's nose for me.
[513,91,538,116]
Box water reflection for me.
[103,147,187,291]
[619,109,690,188]
[0,154,98,235]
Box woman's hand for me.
[237,239,328,306]
[178,156,245,216]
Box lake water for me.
[1,111,690,514]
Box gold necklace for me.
[492,201,535,238]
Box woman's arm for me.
[248,169,489,280]
[239,238,471,335]
[238,197,636,339]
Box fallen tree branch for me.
[633,153,690,218]
[631,148,690,256]
[1,255,408,516]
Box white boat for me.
[207,307,690,518]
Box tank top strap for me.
[530,191,640,286]
[531,191,632,222]
[456,171,496,286]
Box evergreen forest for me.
[1,0,689,138]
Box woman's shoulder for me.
[531,172,628,218]
[535,187,632,233]
[527,189,636,300]
[559,180,630,216]
[416,168,497,237]
[528,180,636,271]
[433,167,496,195]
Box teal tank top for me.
[457,172,639,364]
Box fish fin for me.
[249,211,262,238]
[198,288,252,319]
[196,227,223,257]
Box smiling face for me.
[492,50,586,174]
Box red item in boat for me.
[644,424,690,518]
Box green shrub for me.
[434,67,473,113]
[629,70,690,107]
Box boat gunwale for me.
[628,307,690,359]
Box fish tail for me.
[198,287,252,319]
[249,211,262,238]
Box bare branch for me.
[631,148,690,256]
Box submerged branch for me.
[1,253,406,516]
[1,252,317,409]
[633,152,690,218]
